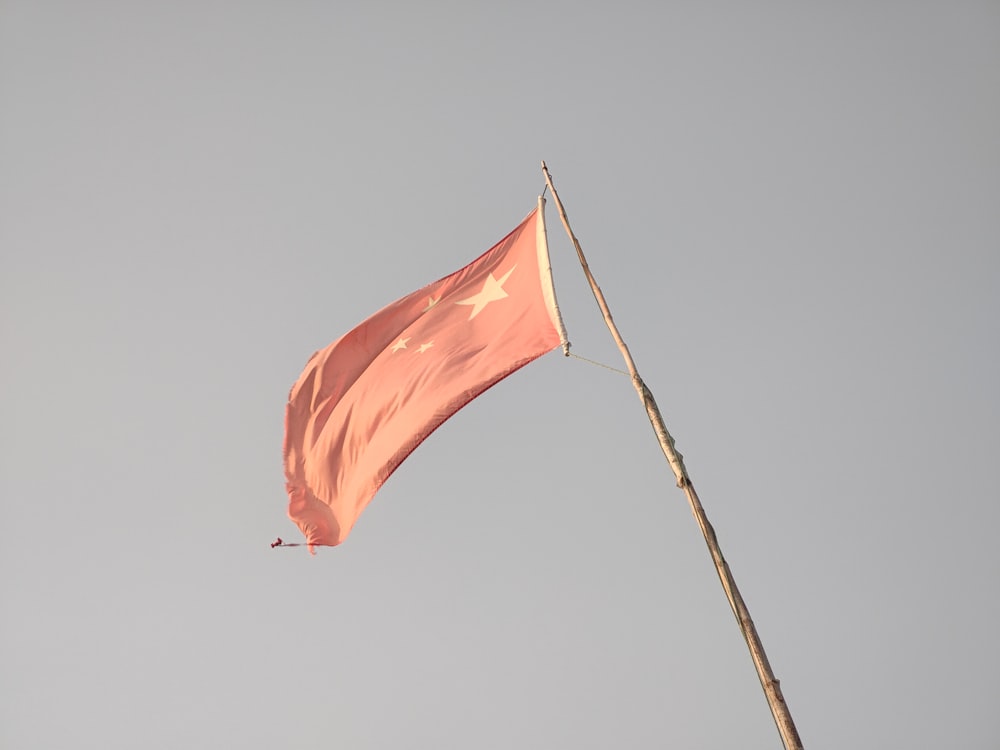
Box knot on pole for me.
[635,377,690,487]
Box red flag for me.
[283,201,567,549]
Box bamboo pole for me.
[541,161,804,750]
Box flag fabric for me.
[283,199,567,549]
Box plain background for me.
[2,2,998,748]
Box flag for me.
[283,199,567,549]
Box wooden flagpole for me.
[541,162,804,750]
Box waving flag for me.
[282,199,567,549]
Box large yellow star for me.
[455,265,516,320]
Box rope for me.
[566,351,629,377]
[270,537,311,548]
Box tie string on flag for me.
[566,351,629,377]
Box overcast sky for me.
[2,3,998,748]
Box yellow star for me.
[391,337,410,353]
[455,265,516,320]
[422,296,440,312]
[417,341,434,353]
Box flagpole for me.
[541,162,804,750]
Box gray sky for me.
[2,2,998,748]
